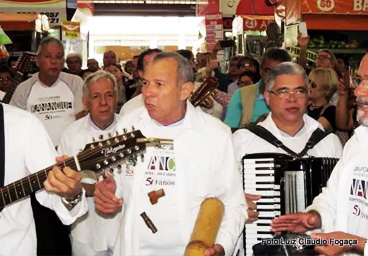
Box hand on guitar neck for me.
[43,156,83,200]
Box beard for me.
[356,97,368,126]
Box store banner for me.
[196,0,219,16]
[220,0,274,16]
[302,0,368,14]
[77,0,94,16]
[0,0,66,25]
[62,21,80,40]
[243,18,273,31]
[205,13,223,52]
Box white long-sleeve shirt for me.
[307,125,368,256]
[1,103,87,256]
[58,114,122,252]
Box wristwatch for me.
[61,189,83,211]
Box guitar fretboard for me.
[0,158,76,210]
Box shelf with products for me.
[303,30,368,77]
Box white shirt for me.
[232,113,343,162]
[10,72,84,146]
[113,102,247,256]
[58,114,122,252]
[1,104,87,256]
[307,125,368,256]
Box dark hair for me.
[0,65,14,78]
[176,49,194,62]
[239,56,261,82]
[261,48,291,68]
[80,69,95,78]
[137,48,162,72]
[238,71,256,83]
[108,63,123,72]
[7,56,18,68]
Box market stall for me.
[280,0,368,71]
[230,0,275,58]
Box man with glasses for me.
[271,53,368,256]
[225,48,291,128]
[0,65,13,93]
[232,62,342,246]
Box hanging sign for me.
[243,18,274,31]
[0,0,66,25]
[302,0,368,14]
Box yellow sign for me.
[62,21,80,40]
[289,46,318,62]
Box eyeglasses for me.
[0,77,11,83]
[310,81,317,89]
[268,88,308,99]
[353,78,368,88]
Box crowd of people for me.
[0,35,368,256]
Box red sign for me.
[243,18,273,31]
[236,0,274,15]
[205,13,223,52]
[77,0,94,15]
[302,0,368,14]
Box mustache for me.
[356,97,368,105]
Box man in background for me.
[10,37,84,147]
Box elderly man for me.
[10,37,84,147]
[103,51,117,70]
[232,61,342,255]
[87,58,100,72]
[94,52,247,256]
[58,71,121,256]
[66,53,83,77]
[271,53,368,256]
[0,102,87,255]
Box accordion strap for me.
[0,104,4,187]
[245,124,330,158]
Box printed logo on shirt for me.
[350,178,368,199]
[30,101,73,113]
[144,144,176,187]
[147,156,175,172]
[352,205,368,220]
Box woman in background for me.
[307,67,338,133]
[107,64,127,113]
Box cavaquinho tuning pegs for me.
[99,135,104,140]
[123,128,127,133]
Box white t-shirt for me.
[139,119,184,255]
[10,72,84,146]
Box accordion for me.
[241,153,339,255]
